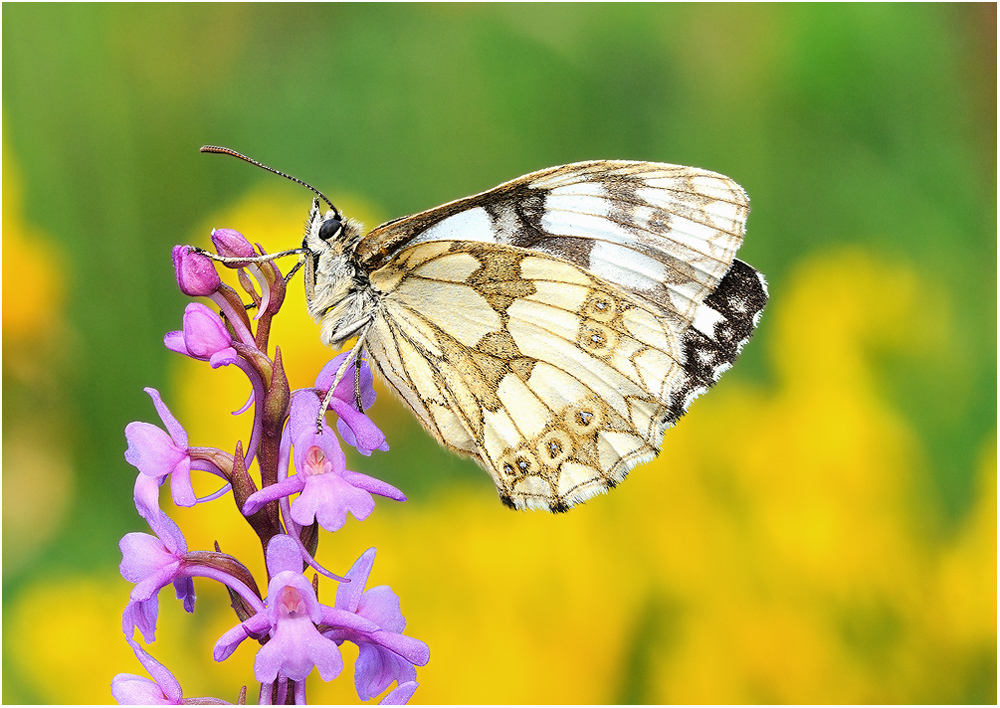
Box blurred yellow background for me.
[3,4,995,704]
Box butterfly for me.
[202,148,768,512]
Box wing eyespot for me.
[536,429,573,467]
[564,398,605,436]
[578,321,618,357]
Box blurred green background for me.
[3,3,995,704]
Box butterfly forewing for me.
[356,160,749,326]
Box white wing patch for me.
[408,207,495,247]
[586,240,668,293]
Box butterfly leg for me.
[315,333,369,433]
[283,260,303,283]
[354,355,363,412]
[193,246,307,265]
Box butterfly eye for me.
[318,217,343,241]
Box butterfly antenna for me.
[200,145,340,217]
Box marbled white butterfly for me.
[201,147,768,512]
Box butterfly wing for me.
[358,162,767,510]
[356,161,749,322]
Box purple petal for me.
[118,642,184,704]
[265,535,305,577]
[173,576,196,613]
[355,644,418,701]
[368,632,430,667]
[211,228,255,260]
[330,399,388,456]
[289,390,323,433]
[314,354,375,406]
[236,612,271,641]
[148,511,188,556]
[209,348,238,368]
[111,673,177,705]
[123,596,160,644]
[168,457,196,507]
[143,388,189,449]
[181,303,233,358]
[131,569,181,604]
[124,423,185,481]
[355,643,414,701]
[163,331,189,356]
[133,473,163,522]
[319,607,381,634]
[214,622,252,662]
[341,469,406,502]
[119,533,176,585]
[308,628,347,682]
[357,585,405,633]
[291,473,374,532]
[379,681,418,705]
[336,548,376,613]
[254,616,343,683]
[242,475,304,517]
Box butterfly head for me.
[301,199,375,349]
[303,198,365,258]
[198,145,376,349]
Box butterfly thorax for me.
[301,204,379,350]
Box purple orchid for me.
[119,228,427,702]
[164,303,238,368]
[242,391,404,532]
[214,536,379,685]
[161,299,266,472]
[209,228,280,318]
[173,244,260,347]
[120,510,264,644]
[326,548,430,701]
[119,512,195,642]
[124,388,197,514]
[315,353,389,456]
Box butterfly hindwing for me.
[364,238,760,510]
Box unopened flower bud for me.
[172,246,221,297]
[161,302,239,369]
[211,228,256,265]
